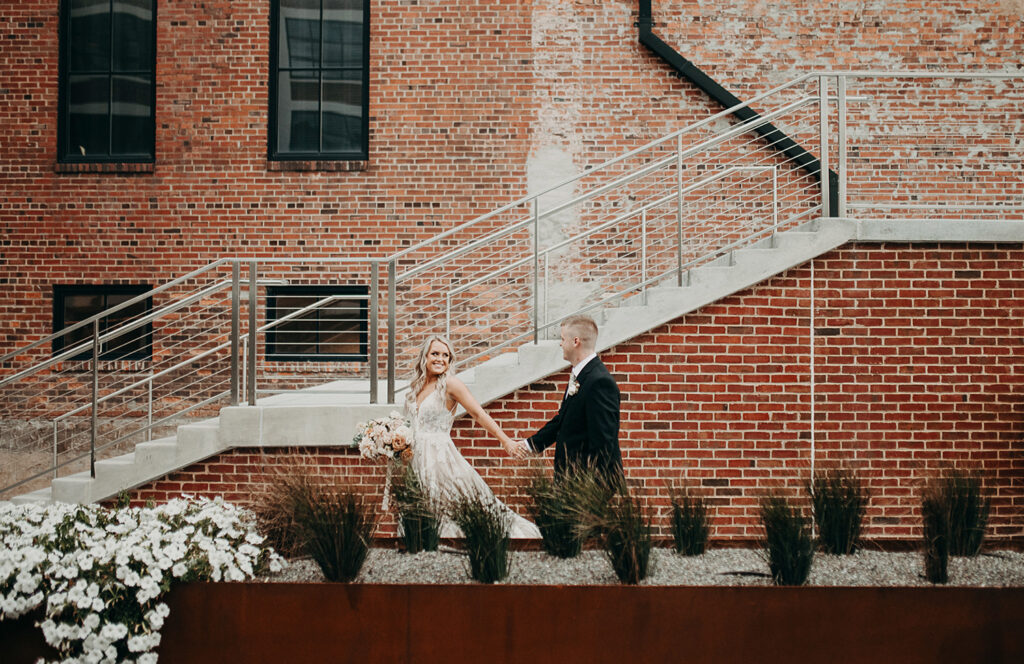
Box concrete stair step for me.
[50,473,96,503]
[9,487,52,504]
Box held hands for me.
[502,438,533,459]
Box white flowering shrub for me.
[0,495,285,664]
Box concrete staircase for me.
[6,217,862,504]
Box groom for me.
[516,315,623,481]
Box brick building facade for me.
[2,1,1023,541]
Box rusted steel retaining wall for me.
[12,584,1019,664]
[5,584,1023,663]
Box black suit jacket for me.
[528,357,623,478]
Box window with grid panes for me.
[269,0,369,160]
[58,0,156,162]
[265,285,368,361]
[52,284,153,361]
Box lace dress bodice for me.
[408,388,454,436]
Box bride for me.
[405,334,540,539]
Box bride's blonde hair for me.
[407,334,456,408]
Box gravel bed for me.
[261,547,1024,587]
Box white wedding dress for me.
[407,388,540,539]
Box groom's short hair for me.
[562,315,598,350]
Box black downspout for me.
[637,0,838,216]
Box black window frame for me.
[57,0,157,163]
[52,284,154,361]
[268,0,371,161]
[265,285,369,362]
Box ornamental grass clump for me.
[806,466,869,555]
[759,490,814,586]
[295,486,377,583]
[525,470,584,558]
[669,484,710,556]
[920,467,991,584]
[941,467,991,556]
[527,471,581,558]
[252,465,322,558]
[920,478,950,584]
[390,463,441,553]
[448,491,512,584]
[0,497,283,664]
[601,490,654,584]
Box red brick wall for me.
[651,0,1024,91]
[4,1,1023,350]
[0,0,538,350]
[4,2,1023,538]
[128,244,1024,542]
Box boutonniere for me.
[566,377,580,397]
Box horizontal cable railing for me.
[1,72,1021,499]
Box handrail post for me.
[676,133,684,286]
[241,337,247,405]
[641,208,648,305]
[772,165,780,242]
[369,261,379,404]
[532,198,539,344]
[230,261,240,406]
[147,369,153,441]
[543,253,550,333]
[837,75,847,218]
[90,319,99,479]
[445,293,452,340]
[52,420,58,479]
[247,261,258,405]
[819,75,830,221]
[387,260,396,404]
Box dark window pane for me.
[321,327,360,355]
[54,286,152,360]
[266,288,366,360]
[68,74,110,157]
[281,0,321,69]
[279,70,320,153]
[65,293,105,316]
[112,0,154,71]
[69,0,110,72]
[321,299,362,354]
[62,0,154,161]
[276,312,320,355]
[103,293,149,356]
[112,74,152,155]
[322,72,360,153]
[323,8,361,69]
[273,295,320,355]
[63,293,104,350]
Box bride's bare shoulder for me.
[445,374,468,393]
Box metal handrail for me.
[387,74,822,266]
[0,259,232,365]
[4,71,1021,500]
[0,280,234,389]
[0,78,818,376]
[399,97,817,285]
[2,391,229,496]
[449,165,779,300]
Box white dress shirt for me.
[565,352,597,397]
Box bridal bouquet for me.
[354,411,413,462]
